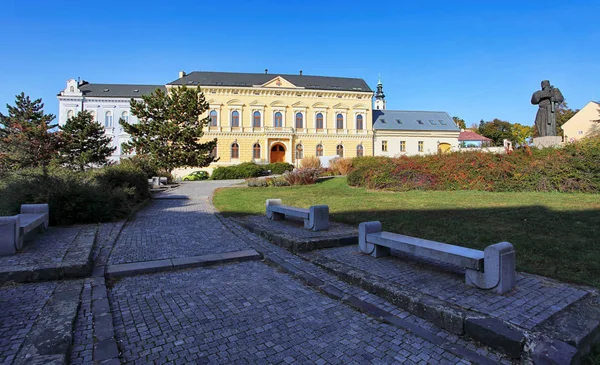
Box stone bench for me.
[266,199,329,231]
[0,204,49,256]
[359,221,516,294]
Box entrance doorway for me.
[270,143,286,162]
[438,143,451,154]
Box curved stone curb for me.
[13,280,84,365]
[105,249,262,278]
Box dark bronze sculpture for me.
[531,80,564,137]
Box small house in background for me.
[458,130,492,148]
[562,101,600,143]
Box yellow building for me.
[166,71,374,176]
[562,101,600,143]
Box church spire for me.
[375,75,386,110]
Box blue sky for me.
[1,0,598,127]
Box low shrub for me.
[211,162,265,180]
[120,155,159,178]
[300,156,322,169]
[0,165,150,225]
[266,162,294,174]
[284,168,320,185]
[347,136,600,193]
[329,157,353,175]
[247,178,268,187]
[247,176,290,187]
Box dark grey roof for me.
[168,71,372,92]
[373,110,460,131]
[78,83,166,98]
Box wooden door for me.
[270,144,285,162]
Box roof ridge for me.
[185,70,365,80]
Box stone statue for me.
[531,80,564,137]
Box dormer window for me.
[395,119,402,124]
[417,120,424,125]
[380,119,386,124]
[439,119,447,125]
[103,89,109,92]
[429,120,436,125]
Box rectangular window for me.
[429,120,436,125]
[382,140,388,152]
[395,119,402,124]
[439,119,446,125]
[417,120,424,125]
[400,141,406,152]
[418,141,424,152]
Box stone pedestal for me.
[533,136,562,148]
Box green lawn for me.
[214,177,600,289]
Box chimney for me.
[178,71,186,79]
[299,70,303,76]
[265,69,268,74]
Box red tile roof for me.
[459,130,491,141]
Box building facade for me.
[57,71,462,175]
[57,79,165,162]
[166,71,374,175]
[562,101,600,142]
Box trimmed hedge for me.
[0,164,150,225]
[211,162,294,180]
[348,136,600,193]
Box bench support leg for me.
[465,242,516,294]
[359,221,383,256]
[372,245,391,258]
[271,212,285,221]
[306,205,329,231]
[21,204,49,231]
[265,199,282,220]
[0,216,20,256]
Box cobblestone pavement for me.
[110,261,472,365]
[0,226,87,267]
[0,282,56,364]
[108,189,250,265]
[314,246,590,330]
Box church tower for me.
[374,76,386,110]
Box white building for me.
[372,81,460,156]
[57,79,165,162]
[562,101,600,143]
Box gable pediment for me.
[353,103,369,110]
[292,101,308,108]
[260,76,300,89]
[270,100,287,107]
[333,103,349,110]
[226,99,244,106]
[249,100,266,107]
[311,102,328,109]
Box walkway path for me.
[71,181,512,364]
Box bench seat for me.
[19,214,48,235]
[266,199,329,231]
[368,231,484,271]
[359,221,516,294]
[269,205,310,220]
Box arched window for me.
[231,111,240,127]
[316,144,323,157]
[336,144,344,157]
[336,114,344,130]
[67,110,74,119]
[209,110,218,126]
[69,86,74,92]
[121,111,129,123]
[316,113,324,130]
[295,112,303,129]
[231,142,239,159]
[253,111,261,127]
[105,111,113,128]
[253,143,261,159]
[356,145,364,157]
[274,112,282,128]
[356,115,363,130]
[295,144,303,159]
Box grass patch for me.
[214,177,600,289]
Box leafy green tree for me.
[510,123,534,146]
[58,110,116,171]
[120,86,217,174]
[478,119,513,146]
[0,93,59,175]
[452,116,466,129]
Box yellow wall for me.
[563,101,600,143]
[168,77,373,176]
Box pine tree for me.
[120,86,217,174]
[58,110,116,171]
[0,93,59,175]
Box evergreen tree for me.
[0,93,59,175]
[120,86,217,174]
[452,116,466,129]
[58,110,116,170]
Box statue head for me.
[541,80,550,89]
